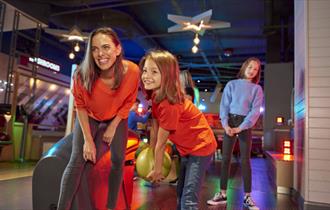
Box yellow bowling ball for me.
[135,141,149,159]
[164,155,180,182]
[136,147,172,180]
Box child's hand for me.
[224,126,234,137]
[232,127,242,135]
[147,170,165,183]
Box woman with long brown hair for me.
[57,27,140,210]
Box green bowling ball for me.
[136,146,172,180]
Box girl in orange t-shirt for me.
[140,49,217,210]
[57,27,139,210]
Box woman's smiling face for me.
[91,33,121,71]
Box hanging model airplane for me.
[167,9,230,36]
[43,25,89,42]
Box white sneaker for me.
[207,192,227,205]
[243,195,259,210]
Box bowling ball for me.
[164,155,180,182]
[136,146,172,180]
[135,141,149,159]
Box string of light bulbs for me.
[192,33,200,54]
[69,42,81,60]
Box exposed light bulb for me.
[69,52,75,60]
[74,43,80,52]
[192,45,198,53]
[193,34,200,45]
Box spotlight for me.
[193,34,200,45]
[74,43,80,52]
[223,48,233,57]
[69,52,75,60]
[192,45,198,53]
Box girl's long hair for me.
[237,57,261,84]
[139,49,185,104]
[75,27,124,93]
[180,69,195,89]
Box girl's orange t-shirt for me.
[152,98,217,156]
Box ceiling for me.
[1,0,294,92]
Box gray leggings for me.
[220,114,252,193]
[57,117,128,210]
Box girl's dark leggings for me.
[57,117,128,210]
[220,113,252,193]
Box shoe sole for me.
[243,203,259,210]
[207,200,227,206]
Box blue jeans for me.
[57,117,128,210]
[176,154,212,210]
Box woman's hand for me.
[103,124,116,146]
[83,138,96,163]
[147,169,165,183]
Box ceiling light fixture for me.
[168,9,231,35]
[167,10,231,59]
[67,35,85,42]
[192,45,198,53]
[193,34,200,45]
[223,48,233,57]
[69,52,75,60]
[74,43,80,52]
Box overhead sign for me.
[28,57,61,72]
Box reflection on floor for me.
[0,157,298,210]
[0,161,36,181]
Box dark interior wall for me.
[263,62,293,150]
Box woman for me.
[140,49,217,210]
[57,27,140,210]
[207,57,264,210]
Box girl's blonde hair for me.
[75,27,124,93]
[139,49,185,104]
[237,57,261,84]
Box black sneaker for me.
[243,195,259,210]
[207,192,227,205]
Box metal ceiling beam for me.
[180,61,242,69]
[200,51,220,83]
[51,0,161,17]
[121,32,265,40]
